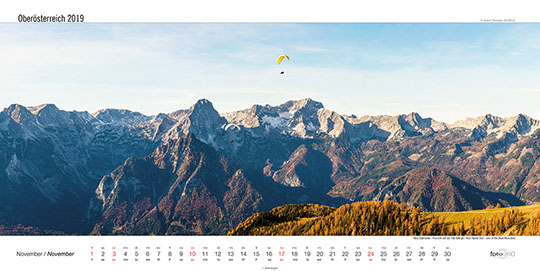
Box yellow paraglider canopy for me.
[277,55,290,65]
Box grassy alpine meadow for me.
[429,203,540,235]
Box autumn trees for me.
[229,200,540,236]
[229,201,447,235]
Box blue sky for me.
[1,23,540,122]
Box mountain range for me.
[1,98,539,234]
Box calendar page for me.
[0,235,535,270]
[1,1,539,270]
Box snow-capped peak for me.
[92,108,151,125]
[452,114,540,140]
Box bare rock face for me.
[93,108,152,126]
[223,98,325,138]
[161,99,226,146]
[356,112,448,140]
[452,113,540,141]
[373,167,522,211]
[1,98,540,234]
[88,134,264,235]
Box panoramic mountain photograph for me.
[1,23,540,235]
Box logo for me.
[490,249,515,259]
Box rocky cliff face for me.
[1,98,539,234]
[0,104,157,232]
[372,167,522,211]
[88,134,264,235]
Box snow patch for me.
[306,122,317,132]
[278,111,293,119]
[261,115,289,129]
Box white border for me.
[1,0,539,22]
